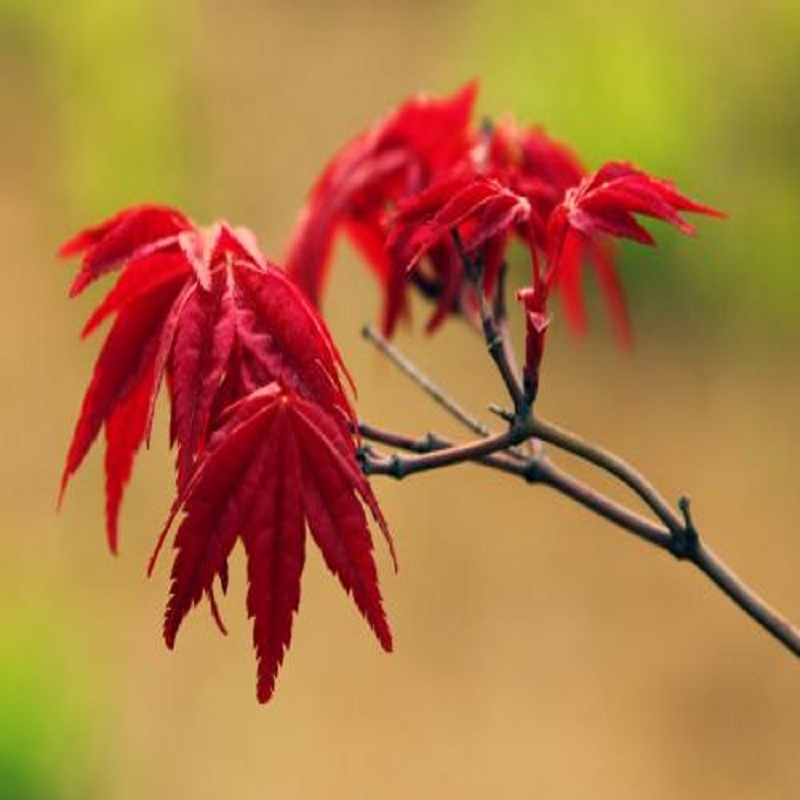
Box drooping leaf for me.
[390,176,530,272]
[62,205,394,705]
[243,412,305,703]
[285,82,478,312]
[62,204,192,297]
[160,384,393,703]
[169,270,236,486]
[553,161,724,247]
[60,280,179,506]
[81,251,191,338]
[104,363,155,554]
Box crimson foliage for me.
[60,207,393,702]
[286,82,721,359]
[61,83,720,704]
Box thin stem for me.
[492,262,523,393]
[692,541,800,656]
[362,324,491,438]
[358,423,439,454]
[359,423,526,479]
[451,231,526,413]
[536,460,671,549]
[362,427,523,480]
[479,288,526,413]
[359,419,800,658]
[359,422,670,548]
[529,415,682,533]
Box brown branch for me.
[362,426,525,480]
[359,420,800,658]
[529,415,681,533]
[359,422,670,548]
[535,459,671,549]
[359,233,800,659]
[692,540,800,656]
[451,231,526,413]
[478,287,526,413]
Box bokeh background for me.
[1,1,799,798]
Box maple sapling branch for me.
[361,324,533,462]
[493,272,524,402]
[479,287,527,415]
[358,332,800,658]
[452,230,527,414]
[59,83,798,708]
[358,422,670,547]
[527,414,681,533]
[362,427,527,480]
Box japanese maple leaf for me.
[284,81,477,331]
[549,161,723,249]
[483,120,585,242]
[62,218,198,536]
[476,122,636,342]
[161,254,356,489]
[157,382,395,703]
[387,175,531,328]
[60,206,354,550]
[59,203,194,297]
[61,204,393,705]
[515,162,722,391]
[391,176,530,271]
[540,162,723,338]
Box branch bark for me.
[359,419,800,657]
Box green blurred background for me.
[1,1,799,798]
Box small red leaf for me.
[81,251,190,338]
[243,412,306,703]
[163,406,280,648]
[62,204,192,297]
[285,82,477,310]
[159,384,393,702]
[60,282,177,504]
[169,272,236,486]
[558,161,723,246]
[104,363,155,553]
[62,205,393,706]
[299,434,393,651]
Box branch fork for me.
[357,280,800,659]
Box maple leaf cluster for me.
[59,207,393,702]
[60,81,721,704]
[285,81,722,393]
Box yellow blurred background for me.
[1,1,799,798]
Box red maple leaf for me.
[157,383,394,703]
[514,162,723,391]
[482,121,585,244]
[387,175,532,329]
[390,176,530,272]
[60,204,394,704]
[284,82,477,332]
[478,122,637,343]
[60,206,356,548]
[550,161,724,248]
[539,161,723,343]
[60,253,192,552]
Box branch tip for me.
[679,495,694,527]
[488,404,515,423]
[670,496,700,560]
